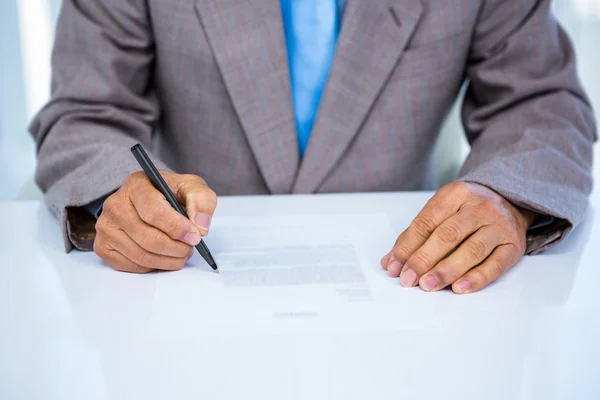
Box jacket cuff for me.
[66,193,115,251]
[66,206,97,251]
[41,144,171,253]
[525,217,571,255]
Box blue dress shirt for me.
[280,0,345,157]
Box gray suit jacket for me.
[30,0,597,253]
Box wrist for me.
[518,207,538,229]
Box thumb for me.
[164,172,218,235]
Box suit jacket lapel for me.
[292,0,425,193]
[195,0,299,194]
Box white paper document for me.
[151,213,438,337]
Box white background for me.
[1,0,599,201]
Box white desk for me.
[1,192,599,400]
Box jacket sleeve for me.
[29,0,169,252]
[456,0,597,254]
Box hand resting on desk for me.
[94,175,535,293]
[93,171,217,273]
[381,182,537,295]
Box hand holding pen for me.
[92,144,218,273]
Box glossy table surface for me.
[1,192,599,400]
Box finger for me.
[380,251,392,270]
[108,226,190,271]
[381,251,404,276]
[131,223,193,258]
[386,231,407,277]
[390,187,466,270]
[109,199,192,258]
[451,244,522,294]
[128,178,202,245]
[164,173,218,235]
[400,209,483,287]
[101,248,155,274]
[417,226,500,291]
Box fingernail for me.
[183,232,201,246]
[420,274,439,291]
[455,279,471,294]
[388,260,403,277]
[194,213,211,231]
[400,268,417,287]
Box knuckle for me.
[465,238,489,260]
[395,229,409,243]
[469,269,490,286]
[476,199,496,214]
[392,243,412,262]
[411,216,437,239]
[488,259,505,279]
[137,249,152,268]
[447,181,463,191]
[205,188,218,207]
[448,181,470,196]
[181,174,203,184]
[124,173,143,189]
[94,219,106,235]
[142,229,163,252]
[122,174,135,188]
[473,260,504,285]
[437,262,463,284]
[102,195,118,215]
[131,171,146,181]
[167,216,186,239]
[409,252,433,273]
[121,172,136,188]
[436,223,462,245]
[187,186,218,211]
[141,199,164,226]
[506,242,525,258]
[178,176,201,192]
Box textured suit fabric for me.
[30,0,597,254]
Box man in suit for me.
[30,0,596,294]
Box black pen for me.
[131,144,218,272]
